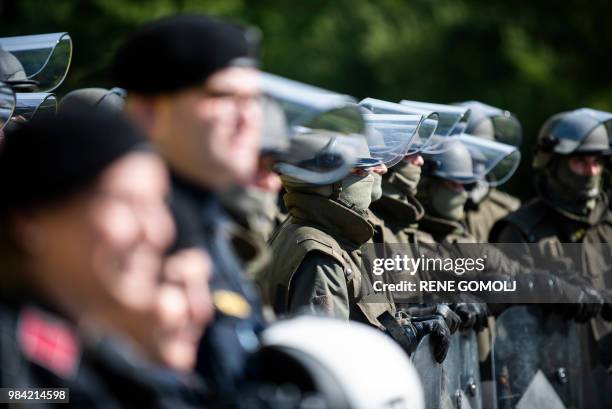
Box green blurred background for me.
[2,0,612,200]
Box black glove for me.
[560,277,604,323]
[403,315,451,363]
[402,304,461,334]
[451,302,490,332]
[600,289,612,321]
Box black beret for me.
[0,107,149,212]
[112,14,260,95]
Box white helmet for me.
[260,316,425,409]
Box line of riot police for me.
[1,12,611,409]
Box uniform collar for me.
[284,191,374,246]
[371,190,425,226]
[419,214,466,241]
[538,177,610,225]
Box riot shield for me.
[412,331,482,409]
[452,331,482,409]
[493,306,582,409]
[412,334,445,409]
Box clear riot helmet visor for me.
[363,114,421,167]
[275,127,363,185]
[0,33,73,93]
[458,100,523,147]
[260,96,291,157]
[15,93,57,121]
[491,114,522,147]
[0,82,16,131]
[459,133,521,187]
[574,108,612,146]
[399,99,470,137]
[359,98,438,154]
[261,73,365,135]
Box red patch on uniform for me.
[18,307,80,379]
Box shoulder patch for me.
[213,290,252,319]
[18,307,80,379]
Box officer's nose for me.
[372,163,388,175]
[405,154,424,167]
[585,157,603,177]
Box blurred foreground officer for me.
[112,14,268,404]
[455,101,522,243]
[220,98,288,278]
[0,109,211,407]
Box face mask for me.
[430,180,469,221]
[338,172,374,211]
[392,162,422,196]
[371,172,383,202]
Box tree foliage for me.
[2,0,612,198]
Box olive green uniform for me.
[491,192,612,339]
[258,191,395,329]
[465,188,521,243]
[491,190,612,409]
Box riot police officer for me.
[454,101,522,243]
[491,108,612,408]
[260,127,453,363]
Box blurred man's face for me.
[568,154,603,177]
[147,67,262,190]
[153,248,214,371]
[16,152,175,319]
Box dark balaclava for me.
[544,155,602,215]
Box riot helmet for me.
[420,136,520,221]
[0,82,16,132]
[59,87,126,114]
[257,316,425,409]
[0,48,39,92]
[359,98,438,154]
[363,113,423,167]
[533,109,612,169]
[399,99,470,137]
[422,138,476,184]
[0,32,72,93]
[262,73,364,135]
[261,74,371,184]
[455,100,523,147]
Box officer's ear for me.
[124,95,161,140]
[9,212,49,257]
